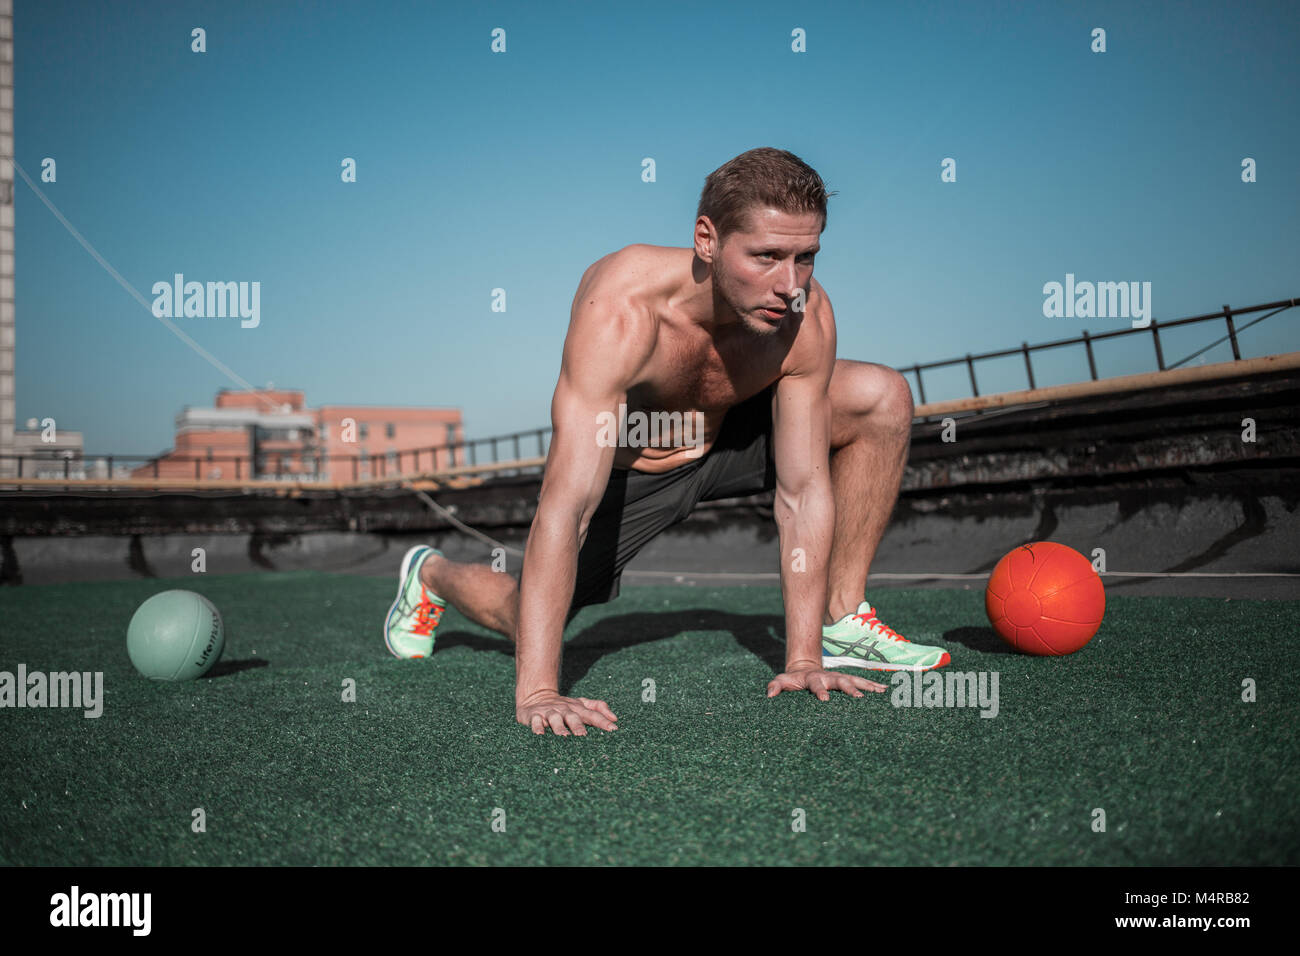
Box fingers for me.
[578,706,618,733]
[546,711,570,736]
[822,673,872,698]
[810,675,832,702]
[563,711,589,737]
[564,703,617,733]
[767,677,795,697]
[823,673,861,698]
[578,697,618,723]
[826,673,886,695]
[854,676,887,694]
[766,670,885,701]
[520,701,618,736]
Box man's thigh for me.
[567,462,705,614]
[567,386,780,614]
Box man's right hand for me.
[516,691,618,736]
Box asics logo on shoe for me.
[825,635,891,663]
[848,638,890,663]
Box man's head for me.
[694,148,834,335]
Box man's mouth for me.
[760,306,786,319]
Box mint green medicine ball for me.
[126,590,225,681]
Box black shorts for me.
[568,385,777,613]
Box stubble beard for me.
[712,255,779,339]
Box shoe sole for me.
[822,651,951,672]
[384,544,433,659]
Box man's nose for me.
[772,262,799,297]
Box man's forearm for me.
[514,512,581,702]
[774,481,835,667]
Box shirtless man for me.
[383,147,950,736]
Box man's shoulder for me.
[794,275,834,336]
[805,275,833,316]
[564,247,668,376]
[777,277,836,382]
[572,245,683,335]
[581,244,684,295]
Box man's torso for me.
[583,245,818,473]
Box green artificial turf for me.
[1,572,1296,865]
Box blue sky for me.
[18,0,1300,455]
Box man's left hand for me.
[766,663,887,701]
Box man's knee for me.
[832,361,914,444]
[874,365,915,427]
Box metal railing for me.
[902,298,1296,406]
[0,428,553,483]
[2,298,1292,485]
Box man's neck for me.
[671,259,744,337]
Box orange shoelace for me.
[852,608,909,642]
[411,589,444,637]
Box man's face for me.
[709,206,822,335]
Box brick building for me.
[133,388,463,482]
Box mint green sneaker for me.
[822,601,950,672]
[383,545,446,659]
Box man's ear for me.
[694,216,719,263]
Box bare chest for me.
[632,334,785,415]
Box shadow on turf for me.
[439,612,1021,684]
[207,658,271,678]
[436,608,787,692]
[942,625,1016,655]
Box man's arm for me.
[515,262,656,735]
[766,287,884,701]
